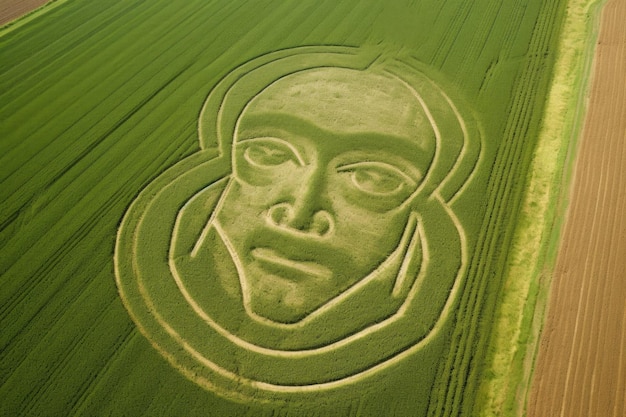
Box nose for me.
[267,202,334,237]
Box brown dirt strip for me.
[527,0,626,416]
[0,0,51,26]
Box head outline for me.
[194,47,483,326]
[199,46,481,204]
[115,45,484,403]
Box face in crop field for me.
[215,68,437,324]
[116,46,482,400]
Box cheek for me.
[337,209,400,235]
[331,208,408,257]
[216,182,264,229]
[217,182,271,250]
[224,179,296,216]
[246,182,290,210]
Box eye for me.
[338,162,416,196]
[241,137,304,168]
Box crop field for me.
[0,0,588,416]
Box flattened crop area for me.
[0,0,50,26]
[528,0,626,415]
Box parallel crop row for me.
[427,0,568,415]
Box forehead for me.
[240,67,435,146]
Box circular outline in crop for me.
[115,45,483,402]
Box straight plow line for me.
[428,0,566,415]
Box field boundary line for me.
[0,0,71,38]
[474,0,606,415]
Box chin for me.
[243,267,329,324]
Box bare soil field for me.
[528,0,626,416]
[0,0,50,26]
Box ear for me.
[392,210,424,299]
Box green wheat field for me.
[0,0,588,416]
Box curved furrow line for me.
[0,127,188,400]
[441,24,548,405]
[436,56,530,414]
[0,0,312,358]
[0,0,586,413]
[464,0,558,364]
[15,136,195,410]
[431,101,512,414]
[0,103,195,303]
[459,55,544,412]
[466,0,555,376]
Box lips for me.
[250,247,333,281]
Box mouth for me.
[250,247,333,281]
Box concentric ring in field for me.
[115,46,480,401]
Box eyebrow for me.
[236,112,432,172]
